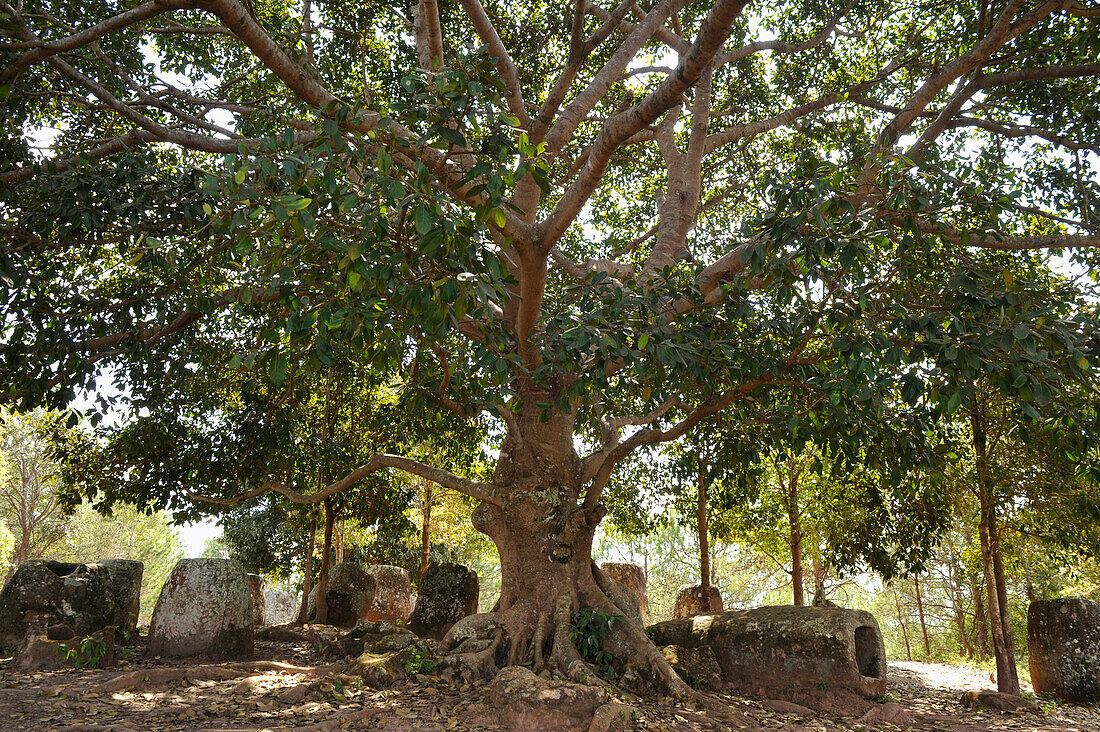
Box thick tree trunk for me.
[297,511,317,624]
[421,480,433,577]
[697,465,710,589]
[314,497,336,624]
[915,574,931,659]
[15,533,29,566]
[453,401,689,694]
[989,515,1020,691]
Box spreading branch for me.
[184,453,504,507]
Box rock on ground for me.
[99,559,143,635]
[488,665,607,731]
[600,562,650,625]
[247,574,266,626]
[1028,597,1100,704]
[353,622,433,688]
[14,627,116,671]
[672,584,723,619]
[0,560,118,649]
[147,558,254,660]
[308,562,376,627]
[661,644,722,690]
[960,689,1040,712]
[407,563,478,640]
[265,588,299,626]
[593,565,644,628]
[648,604,887,715]
[364,565,414,622]
[857,701,912,725]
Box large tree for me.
[4,0,1099,692]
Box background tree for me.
[1,408,72,569]
[49,501,185,624]
[4,0,1100,692]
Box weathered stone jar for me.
[647,605,887,714]
[0,560,119,649]
[364,565,414,622]
[1028,597,1100,704]
[407,563,478,640]
[600,562,650,625]
[147,558,254,660]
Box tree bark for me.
[454,399,690,693]
[421,479,433,577]
[811,558,826,605]
[296,510,317,624]
[990,515,1020,690]
[894,588,912,661]
[314,497,336,624]
[978,514,1017,691]
[785,461,804,606]
[971,398,1020,694]
[972,577,990,656]
[697,464,710,589]
[915,574,931,659]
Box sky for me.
[180,517,221,557]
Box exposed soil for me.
[1,636,1098,731]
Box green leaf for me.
[1034,382,1052,408]
[415,205,433,236]
[268,353,288,385]
[492,208,506,228]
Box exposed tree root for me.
[531,608,552,673]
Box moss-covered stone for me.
[407,563,478,640]
[147,558,253,660]
[1028,597,1100,704]
[0,560,118,650]
[648,605,887,714]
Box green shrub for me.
[569,608,624,678]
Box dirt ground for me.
[1,636,1098,731]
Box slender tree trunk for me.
[420,479,433,577]
[894,589,912,661]
[915,574,931,658]
[811,558,826,605]
[697,464,710,589]
[990,518,1020,689]
[971,399,1019,694]
[955,599,976,659]
[314,497,336,624]
[978,516,1016,691]
[972,578,990,656]
[297,511,317,624]
[15,532,29,565]
[785,463,804,606]
[947,562,975,658]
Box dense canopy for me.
[3,0,1099,694]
